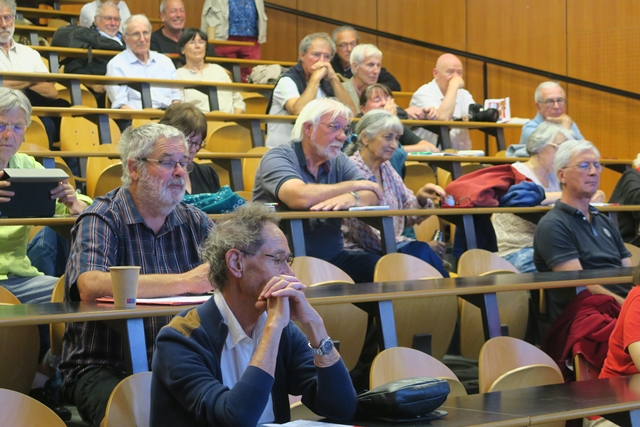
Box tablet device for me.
[0,168,69,218]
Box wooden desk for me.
[16,7,79,25]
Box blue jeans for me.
[504,247,538,273]
[327,250,381,283]
[399,240,450,277]
[27,227,70,278]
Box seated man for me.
[151,203,357,427]
[151,0,215,68]
[534,140,632,321]
[59,124,213,427]
[520,81,584,145]
[266,32,356,148]
[331,26,401,91]
[609,154,640,245]
[106,14,181,114]
[80,0,130,31]
[409,53,476,150]
[61,1,125,107]
[254,98,382,283]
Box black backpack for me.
[51,25,124,75]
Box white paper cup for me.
[206,25,216,40]
[110,266,140,308]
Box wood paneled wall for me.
[262,0,640,195]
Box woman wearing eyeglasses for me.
[176,28,246,114]
[342,109,449,276]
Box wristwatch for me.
[309,337,334,356]
[349,191,360,207]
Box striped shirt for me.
[60,187,213,387]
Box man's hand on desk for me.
[180,263,212,295]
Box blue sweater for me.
[150,298,357,427]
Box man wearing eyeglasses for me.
[151,203,357,426]
[60,124,213,427]
[80,0,130,32]
[106,14,181,117]
[519,81,584,145]
[533,140,631,321]
[330,26,401,91]
[266,32,356,149]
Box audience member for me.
[520,81,584,145]
[342,110,448,276]
[59,124,213,427]
[0,0,68,148]
[80,0,130,31]
[151,0,215,68]
[151,203,357,427]
[409,53,475,150]
[330,26,400,91]
[493,122,575,273]
[176,28,245,114]
[266,33,356,148]
[533,140,631,320]
[158,101,221,194]
[254,98,382,283]
[62,1,124,107]
[609,154,640,245]
[201,0,267,82]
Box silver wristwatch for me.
[349,191,360,207]
[309,337,334,355]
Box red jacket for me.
[542,289,620,381]
[445,164,529,207]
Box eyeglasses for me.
[323,122,352,138]
[126,31,151,40]
[138,157,194,173]
[0,123,26,134]
[308,51,332,62]
[337,41,357,51]
[100,15,121,23]
[541,98,566,106]
[0,14,14,24]
[241,250,294,267]
[564,162,603,173]
[186,136,206,150]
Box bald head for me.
[434,53,463,94]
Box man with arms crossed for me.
[151,203,357,427]
[60,124,213,427]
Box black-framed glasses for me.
[0,123,26,134]
[564,162,603,174]
[541,98,566,106]
[240,250,294,267]
[187,136,206,150]
[138,157,194,173]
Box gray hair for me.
[332,25,358,42]
[201,203,280,291]
[346,109,402,156]
[526,121,576,156]
[553,140,601,175]
[534,81,564,102]
[94,1,119,20]
[0,87,31,126]
[299,32,336,58]
[0,0,16,16]
[291,98,353,142]
[159,0,182,14]
[123,14,152,35]
[118,123,187,188]
[350,44,382,66]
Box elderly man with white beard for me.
[59,124,214,427]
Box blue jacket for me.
[519,112,584,145]
[150,298,357,427]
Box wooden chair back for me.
[403,162,436,194]
[413,215,442,243]
[436,167,452,188]
[624,242,640,266]
[0,288,40,394]
[457,249,519,276]
[242,146,269,192]
[103,372,152,427]
[241,92,269,115]
[0,388,67,427]
[291,256,354,286]
[374,253,456,359]
[460,163,487,175]
[205,121,252,153]
[93,163,123,198]
[86,144,121,198]
[495,150,507,158]
[370,347,467,397]
[574,352,601,381]
[488,364,564,392]
[49,276,65,356]
[24,116,49,149]
[56,84,98,108]
[478,336,562,394]
[60,116,122,151]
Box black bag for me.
[356,377,450,422]
[50,25,124,75]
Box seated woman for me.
[492,121,604,273]
[176,28,246,114]
[158,102,220,194]
[342,109,448,277]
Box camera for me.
[468,103,499,122]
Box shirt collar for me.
[292,141,331,175]
[213,289,266,349]
[123,46,154,65]
[555,200,600,218]
[117,187,184,233]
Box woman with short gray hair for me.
[342,109,449,276]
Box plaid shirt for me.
[60,187,213,388]
[342,151,424,253]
